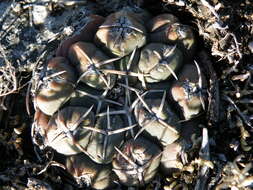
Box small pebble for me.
[32,5,48,25]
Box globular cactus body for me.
[171,63,207,120]
[31,8,209,188]
[35,57,77,116]
[113,138,162,186]
[86,108,125,164]
[44,106,95,155]
[134,95,181,146]
[138,43,183,83]
[68,42,117,90]
[95,10,147,57]
[66,153,114,190]
[148,14,196,57]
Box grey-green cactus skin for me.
[66,153,114,190]
[146,14,179,33]
[134,97,181,146]
[94,10,147,57]
[160,119,201,174]
[147,14,196,57]
[171,23,196,57]
[35,57,77,116]
[86,110,125,164]
[171,63,207,120]
[133,79,173,91]
[45,106,95,155]
[68,42,116,90]
[150,24,196,58]
[112,137,162,186]
[138,43,183,83]
[121,6,152,25]
[160,142,183,174]
[67,85,106,110]
[115,48,141,85]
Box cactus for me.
[148,14,196,57]
[85,107,135,164]
[35,57,77,116]
[68,42,118,90]
[66,153,114,189]
[95,10,147,57]
[44,106,95,155]
[134,91,181,146]
[31,9,209,189]
[170,63,207,120]
[113,137,162,186]
[138,43,183,84]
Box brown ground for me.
[0,0,253,189]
